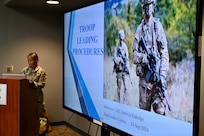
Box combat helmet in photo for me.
[118,29,125,40]
[142,0,156,7]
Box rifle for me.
[117,48,129,74]
[140,36,171,111]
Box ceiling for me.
[4,0,104,13]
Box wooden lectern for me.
[0,78,37,136]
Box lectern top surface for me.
[2,73,26,79]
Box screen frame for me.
[63,0,202,135]
[193,0,202,136]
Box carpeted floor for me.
[45,125,80,136]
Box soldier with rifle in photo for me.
[132,0,170,115]
[113,29,130,102]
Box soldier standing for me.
[21,52,47,135]
[132,0,169,115]
[113,29,129,102]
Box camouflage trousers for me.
[36,89,45,136]
[139,79,166,115]
[116,72,127,101]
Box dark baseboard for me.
[50,121,67,126]
[50,121,90,136]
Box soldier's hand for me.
[149,72,160,83]
[27,79,33,84]
[114,57,123,64]
[142,53,148,64]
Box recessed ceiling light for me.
[46,0,59,5]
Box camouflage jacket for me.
[113,41,129,73]
[20,65,47,89]
[132,16,169,82]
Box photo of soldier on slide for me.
[103,0,196,123]
[112,29,130,103]
[132,0,170,116]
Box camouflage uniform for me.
[20,66,47,135]
[132,0,169,115]
[113,30,129,102]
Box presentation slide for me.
[64,0,197,135]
